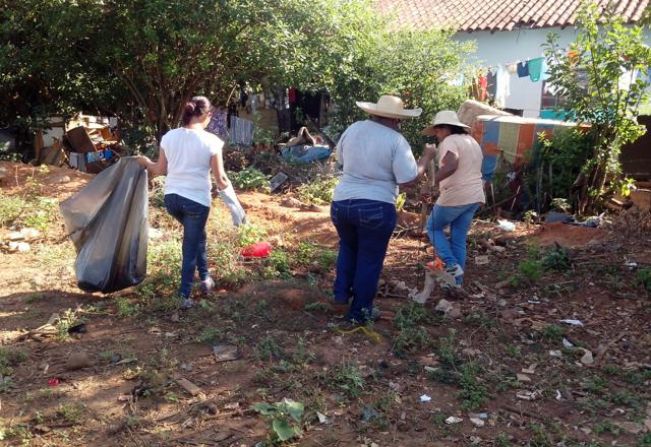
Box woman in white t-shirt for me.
[422,110,485,287]
[139,96,230,309]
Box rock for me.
[435,299,453,316]
[212,344,240,362]
[580,349,594,365]
[20,228,40,241]
[176,377,203,397]
[445,416,463,425]
[33,424,51,433]
[474,255,490,265]
[7,231,24,241]
[549,350,563,358]
[8,241,30,252]
[67,351,93,370]
[470,417,485,427]
[516,390,540,401]
[58,175,71,183]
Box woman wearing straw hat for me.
[331,95,437,324]
[422,110,485,287]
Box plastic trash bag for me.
[60,157,148,293]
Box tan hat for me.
[422,110,470,136]
[356,95,422,119]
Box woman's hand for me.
[423,143,437,159]
[136,155,152,168]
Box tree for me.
[543,1,651,214]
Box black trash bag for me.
[60,157,148,293]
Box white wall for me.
[454,27,578,117]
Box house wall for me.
[454,27,651,118]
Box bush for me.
[295,175,338,205]
[229,167,269,192]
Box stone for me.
[470,417,485,427]
[445,416,463,425]
[580,349,594,365]
[516,373,532,383]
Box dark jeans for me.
[331,199,397,322]
[164,194,210,298]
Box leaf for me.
[252,402,275,415]
[272,418,297,441]
[282,398,304,423]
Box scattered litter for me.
[562,338,574,348]
[474,255,490,265]
[241,242,272,258]
[516,390,541,401]
[549,350,563,358]
[516,373,531,383]
[148,228,163,240]
[420,394,432,403]
[470,417,485,427]
[521,364,537,374]
[579,349,594,365]
[434,299,461,318]
[469,412,489,420]
[269,171,289,192]
[212,344,240,363]
[47,377,60,387]
[361,405,380,423]
[8,241,30,253]
[497,219,516,232]
[316,411,329,424]
[555,390,562,401]
[624,260,638,270]
[559,319,584,327]
[67,323,87,334]
[445,416,463,425]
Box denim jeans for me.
[331,199,397,322]
[426,203,480,284]
[164,194,211,298]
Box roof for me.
[377,0,650,32]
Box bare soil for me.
[1,162,650,447]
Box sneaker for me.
[200,276,215,295]
[445,263,464,280]
[180,298,194,310]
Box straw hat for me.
[422,110,470,136]
[356,95,422,119]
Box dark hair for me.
[181,96,211,126]
[435,124,468,135]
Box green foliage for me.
[331,362,365,398]
[458,362,488,411]
[395,192,406,212]
[544,1,651,213]
[252,398,305,443]
[295,175,338,205]
[256,336,285,361]
[636,268,651,292]
[541,245,571,271]
[0,193,58,230]
[525,129,593,212]
[115,297,140,318]
[541,324,565,343]
[392,302,432,356]
[0,348,27,377]
[518,259,543,283]
[237,223,268,247]
[229,167,269,192]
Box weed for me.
[0,348,27,376]
[541,324,565,343]
[437,330,460,369]
[256,336,285,361]
[463,310,495,329]
[582,375,608,394]
[55,403,84,424]
[541,245,571,271]
[115,297,140,317]
[267,249,291,278]
[593,420,620,435]
[392,302,432,356]
[528,423,553,447]
[304,301,329,312]
[331,361,365,398]
[229,167,269,192]
[0,423,32,442]
[505,344,522,359]
[0,194,26,228]
[290,338,315,367]
[638,433,651,447]
[238,223,268,247]
[252,398,304,442]
[458,362,488,410]
[196,327,223,345]
[495,433,513,447]
[295,175,337,205]
[56,309,84,341]
[395,192,406,211]
[636,268,651,292]
[518,258,543,283]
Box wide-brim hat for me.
[422,110,470,136]
[356,95,422,119]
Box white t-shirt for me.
[161,128,224,207]
[333,120,418,204]
[437,134,486,206]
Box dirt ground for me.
[0,162,650,447]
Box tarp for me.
[60,157,148,293]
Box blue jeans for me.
[164,194,211,298]
[426,203,480,284]
[331,199,397,322]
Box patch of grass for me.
[304,301,329,312]
[266,249,291,278]
[0,423,32,443]
[55,308,84,341]
[0,194,27,228]
[638,433,651,447]
[237,223,268,247]
[463,310,495,329]
[331,361,365,398]
[458,362,488,411]
[229,167,269,192]
[528,423,554,447]
[115,297,140,318]
[495,433,513,447]
[55,403,84,425]
[256,336,285,362]
[541,324,565,343]
[295,175,337,205]
[392,302,433,356]
[518,258,543,283]
[541,245,571,271]
[593,420,620,435]
[196,327,223,345]
[636,268,651,292]
[0,348,27,376]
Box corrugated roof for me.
[377,0,649,32]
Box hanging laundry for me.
[528,57,545,82]
[506,63,518,75]
[494,65,511,109]
[517,61,529,78]
[229,116,255,146]
[206,108,229,141]
[486,68,497,101]
[479,74,488,101]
